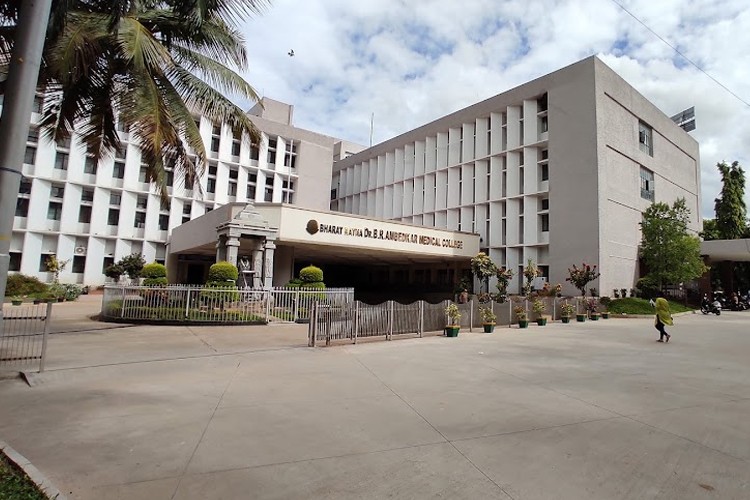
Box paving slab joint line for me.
[0,440,67,500]
[351,355,516,500]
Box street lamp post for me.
[0,0,53,302]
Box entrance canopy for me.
[701,239,750,262]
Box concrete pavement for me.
[1,304,749,499]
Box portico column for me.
[263,240,276,289]
[215,237,226,262]
[252,247,264,288]
[225,236,240,267]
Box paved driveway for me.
[1,312,749,499]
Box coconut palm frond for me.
[171,45,259,103]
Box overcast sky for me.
[238,0,750,220]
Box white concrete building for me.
[8,97,363,286]
[331,56,701,296]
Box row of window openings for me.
[8,252,166,274]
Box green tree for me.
[0,0,267,201]
[700,219,720,241]
[470,252,497,293]
[118,253,146,281]
[714,161,747,240]
[640,198,707,289]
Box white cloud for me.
[240,0,750,219]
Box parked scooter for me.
[701,294,721,315]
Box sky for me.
[237,0,750,220]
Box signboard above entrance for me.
[306,219,465,249]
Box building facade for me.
[331,57,701,295]
[8,97,362,286]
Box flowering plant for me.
[566,262,601,296]
[513,305,527,321]
[532,298,546,319]
[445,303,461,326]
[479,306,496,324]
[560,301,576,317]
[523,259,539,296]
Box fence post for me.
[38,302,53,373]
[265,289,272,322]
[120,286,126,319]
[353,301,359,344]
[469,298,474,333]
[185,289,191,319]
[418,301,424,338]
[294,289,300,322]
[388,300,394,340]
[310,302,317,347]
[508,299,512,328]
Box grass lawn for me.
[608,297,693,315]
[0,453,48,500]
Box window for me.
[107,208,120,226]
[50,185,64,199]
[212,123,221,135]
[113,161,125,179]
[639,121,653,156]
[24,146,36,165]
[182,203,191,215]
[205,205,213,213]
[78,205,92,223]
[57,136,71,150]
[540,115,548,133]
[158,214,169,231]
[18,178,31,194]
[134,211,146,228]
[264,186,273,202]
[81,189,94,202]
[246,184,256,199]
[54,152,69,170]
[250,143,259,161]
[84,156,98,174]
[102,256,114,273]
[228,182,237,196]
[72,256,85,274]
[211,137,220,153]
[109,193,121,205]
[115,145,126,160]
[138,166,149,183]
[136,195,148,209]
[284,140,297,168]
[39,254,52,272]
[32,95,43,114]
[27,127,39,143]
[15,198,29,217]
[541,214,549,232]
[209,165,217,176]
[9,252,21,272]
[541,163,549,181]
[330,189,337,200]
[116,120,128,133]
[640,166,655,201]
[229,168,238,180]
[207,178,216,193]
[47,201,63,220]
[267,138,277,164]
[541,198,549,210]
[232,134,241,157]
[166,169,174,187]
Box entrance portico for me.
[167,203,481,299]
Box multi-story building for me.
[330,56,701,295]
[9,97,362,286]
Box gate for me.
[0,302,53,373]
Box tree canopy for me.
[0,0,268,201]
[640,198,707,289]
[714,161,747,240]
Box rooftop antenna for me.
[369,112,374,147]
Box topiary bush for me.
[299,265,323,284]
[207,261,238,283]
[142,262,168,286]
[5,274,49,297]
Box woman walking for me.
[654,291,673,343]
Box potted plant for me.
[479,306,496,333]
[514,305,529,329]
[532,298,547,326]
[576,298,587,322]
[32,296,42,305]
[560,302,575,323]
[587,299,600,320]
[445,303,461,337]
[10,296,23,306]
[599,296,611,319]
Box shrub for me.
[104,263,125,282]
[61,284,83,301]
[635,276,659,299]
[207,261,238,283]
[299,281,326,290]
[285,278,302,288]
[200,283,241,304]
[142,262,167,279]
[143,277,168,286]
[119,253,146,279]
[299,265,323,284]
[5,274,48,297]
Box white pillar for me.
[263,240,276,289]
[226,236,240,267]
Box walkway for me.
[0,304,748,499]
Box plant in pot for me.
[576,298,587,322]
[514,305,529,329]
[532,298,547,325]
[560,302,576,324]
[599,296,611,319]
[479,306,496,333]
[10,296,23,306]
[445,303,461,337]
[587,298,600,320]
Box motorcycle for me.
[701,297,721,315]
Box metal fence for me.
[0,302,53,372]
[308,296,587,346]
[100,286,355,324]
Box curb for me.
[0,440,67,500]
[609,310,697,319]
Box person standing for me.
[654,291,673,343]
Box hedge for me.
[141,262,167,279]
[5,274,48,296]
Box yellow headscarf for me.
[655,297,673,326]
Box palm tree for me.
[0,0,268,201]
